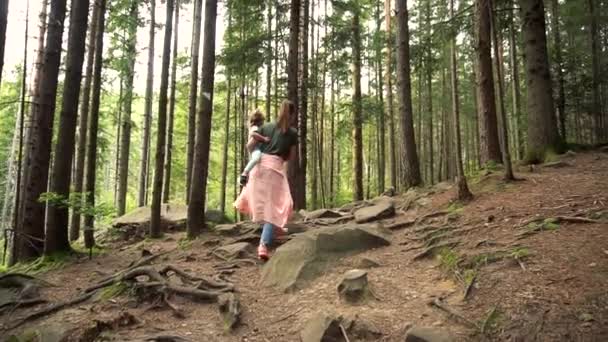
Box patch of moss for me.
[71,241,104,256]
[480,307,503,334]
[97,281,130,301]
[9,254,68,275]
[178,237,194,250]
[510,247,530,260]
[437,248,461,274]
[447,202,464,214]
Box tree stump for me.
[218,293,241,331]
[337,269,369,303]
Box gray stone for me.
[214,223,242,236]
[341,315,383,340]
[357,257,381,269]
[337,270,369,303]
[305,209,344,220]
[405,326,453,342]
[205,209,231,224]
[262,224,391,291]
[300,313,344,342]
[542,161,572,169]
[6,325,70,342]
[218,293,241,331]
[214,242,253,260]
[354,200,395,223]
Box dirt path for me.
[1,151,607,341]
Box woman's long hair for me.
[277,100,295,133]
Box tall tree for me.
[45,0,91,254]
[375,0,385,193]
[138,0,156,207]
[287,0,303,208]
[588,0,602,143]
[70,0,99,241]
[385,0,396,190]
[518,0,561,162]
[186,0,202,203]
[395,0,421,188]
[551,0,566,140]
[508,0,523,160]
[83,0,107,249]
[352,6,364,201]
[449,0,472,201]
[164,0,180,203]
[150,0,174,238]
[489,0,514,180]
[187,0,219,238]
[266,0,273,119]
[475,0,501,166]
[14,0,68,262]
[116,1,139,216]
[0,0,8,88]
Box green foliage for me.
[510,247,530,261]
[39,192,116,221]
[437,248,460,274]
[97,281,130,301]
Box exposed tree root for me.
[429,298,479,330]
[386,219,416,231]
[412,241,460,261]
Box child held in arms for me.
[240,109,271,186]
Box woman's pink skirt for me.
[234,154,293,228]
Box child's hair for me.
[249,109,265,127]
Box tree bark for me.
[352,9,364,201]
[117,2,138,216]
[164,1,179,204]
[550,0,566,141]
[45,0,90,254]
[489,0,514,180]
[450,0,472,201]
[187,0,218,238]
[266,0,272,119]
[385,0,396,191]
[588,0,602,143]
[0,0,8,88]
[69,0,98,241]
[138,0,156,207]
[150,0,175,238]
[508,0,523,160]
[287,0,303,209]
[83,0,107,249]
[376,0,385,194]
[475,0,501,166]
[186,0,202,203]
[518,0,561,162]
[395,0,421,188]
[14,0,68,262]
[220,77,232,215]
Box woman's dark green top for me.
[259,122,298,159]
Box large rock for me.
[261,224,391,291]
[404,326,453,342]
[354,200,395,223]
[205,209,231,224]
[214,223,243,236]
[337,270,370,303]
[113,205,229,229]
[214,242,253,260]
[300,313,344,342]
[304,209,344,221]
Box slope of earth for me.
[1,150,607,342]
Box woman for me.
[234,100,298,260]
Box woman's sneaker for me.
[257,244,269,261]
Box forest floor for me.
[1,149,608,342]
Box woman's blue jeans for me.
[260,222,274,246]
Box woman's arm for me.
[251,131,270,143]
[246,137,257,152]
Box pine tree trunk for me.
[138,0,156,207]
[489,0,514,180]
[449,0,472,201]
[425,0,434,185]
[589,0,602,143]
[352,9,364,201]
[220,77,232,215]
[550,0,566,141]
[310,0,318,209]
[186,0,202,202]
[45,0,90,254]
[475,0,501,166]
[518,0,561,162]
[508,0,523,160]
[69,0,98,241]
[117,2,138,215]
[187,0,218,238]
[385,0,396,191]
[266,0,272,119]
[0,0,9,88]
[395,0,421,189]
[376,0,385,194]
[15,0,69,263]
[287,0,303,209]
[329,64,335,204]
[164,1,179,204]
[83,0,107,249]
[150,0,174,238]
